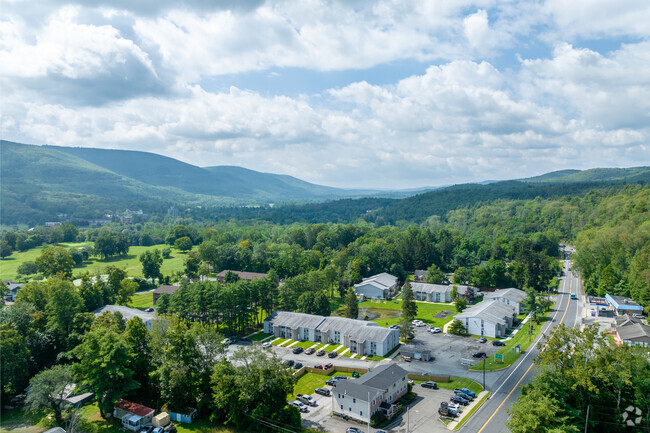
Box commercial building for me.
[605,294,644,315]
[333,364,408,423]
[263,311,399,357]
[354,273,399,300]
[455,300,517,338]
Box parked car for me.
[450,396,469,406]
[315,387,330,396]
[633,313,645,318]
[221,338,233,346]
[283,360,294,367]
[429,327,442,333]
[289,400,309,412]
[293,362,303,369]
[305,348,315,355]
[139,426,154,433]
[324,363,333,369]
[328,351,338,358]
[403,356,412,362]
[421,381,438,389]
[144,307,154,313]
[479,337,487,343]
[152,427,165,433]
[314,364,323,369]
[389,324,399,329]
[292,347,304,354]
[333,375,347,380]
[472,351,487,358]
[262,342,272,348]
[448,402,462,412]
[346,428,363,433]
[296,394,316,406]
[492,340,506,346]
[456,392,473,401]
[326,378,338,386]
[459,388,476,397]
[316,349,325,356]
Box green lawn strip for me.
[322,343,341,352]
[293,340,318,349]
[128,291,154,309]
[311,343,326,351]
[453,392,490,431]
[249,332,272,341]
[290,371,357,400]
[272,338,288,346]
[469,304,555,372]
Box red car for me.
[314,364,323,369]
[324,363,333,370]
[305,348,315,355]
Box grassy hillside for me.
[521,167,650,183]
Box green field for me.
[272,338,288,346]
[291,371,360,399]
[128,291,155,310]
[351,299,456,328]
[1,243,188,281]
[249,332,273,341]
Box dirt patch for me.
[434,311,454,319]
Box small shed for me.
[399,345,432,361]
[152,413,170,427]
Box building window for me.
[360,411,363,416]
[353,398,356,403]
[340,405,343,410]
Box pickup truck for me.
[296,394,316,406]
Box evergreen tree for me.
[343,288,359,319]
[401,281,417,321]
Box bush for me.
[371,411,388,427]
[17,261,39,275]
[162,247,172,259]
[449,319,468,336]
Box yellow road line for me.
[476,274,573,432]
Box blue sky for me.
[1,1,649,188]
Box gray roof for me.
[355,273,397,290]
[264,311,326,329]
[348,324,396,343]
[94,305,154,322]
[399,344,431,355]
[455,300,516,326]
[615,314,642,327]
[617,323,650,342]
[484,288,526,304]
[318,316,371,334]
[410,283,450,294]
[153,285,180,295]
[335,364,408,402]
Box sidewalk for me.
[446,390,490,430]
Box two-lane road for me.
[460,259,582,433]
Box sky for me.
[1,1,649,189]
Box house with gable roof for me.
[353,273,398,300]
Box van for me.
[570,294,577,300]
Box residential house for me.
[333,364,409,423]
[410,283,477,303]
[354,273,398,300]
[3,280,25,302]
[152,285,180,304]
[263,311,400,357]
[94,305,156,330]
[606,294,644,316]
[413,270,427,282]
[455,300,517,338]
[484,288,527,314]
[215,270,268,283]
[616,323,650,347]
[113,399,154,431]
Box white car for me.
[429,327,442,333]
[262,342,272,348]
[296,394,316,406]
[289,400,309,412]
[448,402,462,412]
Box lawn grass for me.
[290,371,359,399]
[352,300,456,328]
[128,291,154,310]
[435,377,484,395]
[294,340,318,349]
[469,304,555,371]
[322,343,341,352]
[249,332,272,341]
[0,243,188,281]
[311,343,326,350]
[271,338,288,346]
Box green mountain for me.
[0,141,379,225]
[520,167,650,183]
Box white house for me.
[94,305,156,330]
[410,283,478,303]
[455,300,517,338]
[354,273,398,300]
[333,364,408,423]
[484,288,527,314]
[263,312,400,357]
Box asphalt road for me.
[459,258,583,433]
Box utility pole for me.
[367,391,370,433]
[584,404,590,433]
[407,404,410,433]
[482,355,486,391]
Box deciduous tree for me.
[36,246,74,278]
[25,365,75,425]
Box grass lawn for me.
[249,332,272,341]
[290,371,360,399]
[469,304,555,372]
[352,299,456,329]
[0,243,188,281]
[412,376,483,395]
[311,343,326,350]
[272,338,288,346]
[322,344,341,352]
[128,291,154,310]
[293,340,318,349]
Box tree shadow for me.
[99,254,136,263]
